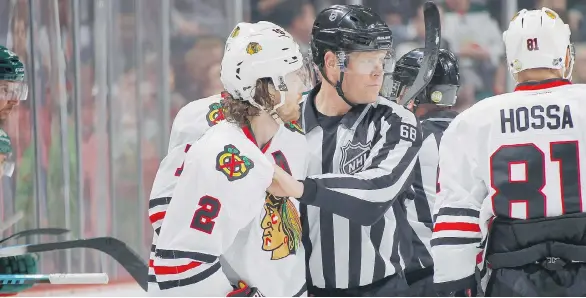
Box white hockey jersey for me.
[150,121,308,297]
[148,94,224,287]
[431,79,586,292]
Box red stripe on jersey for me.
[149,211,166,224]
[241,125,272,153]
[514,79,571,91]
[433,222,481,232]
[150,259,202,275]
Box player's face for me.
[0,100,19,120]
[272,66,314,122]
[342,51,391,104]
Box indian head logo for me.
[215,145,254,181]
[261,194,302,260]
[340,141,371,174]
[246,42,262,55]
[206,102,225,126]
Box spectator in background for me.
[442,0,503,100]
[572,43,586,84]
[395,3,450,58]
[264,0,315,53]
[178,36,224,101]
[370,0,413,46]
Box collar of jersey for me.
[241,123,272,153]
[301,83,368,133]
[514,78,572,92]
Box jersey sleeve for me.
[153,137,273,295]
[299,107,422,226]
[431,116,487,292]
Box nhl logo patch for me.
[216,145,254,181]
[340,141,371,174]
[284,121,304,134]
[206,102,225,127]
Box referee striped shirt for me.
[297,84,422,289]
[405,110,458,272]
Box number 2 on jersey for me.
[490,141,582,219]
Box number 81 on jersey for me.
[489,141,583,219]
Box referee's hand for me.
[267,164,304,198]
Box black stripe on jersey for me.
[155,227,161,235]
[149,274,157,283]
[157,261,222,290]
[320,210,336,288]
[436,207,480,218]
[370,218,386,282]
[151,244,156,252]
[389,205,402,274]
[412,158,433,224]
[301,204,314,288]
[410,230,432,270]
[320,122,340,289]
[155,249,217,263]
[430,237,482,246]
[348,222,362,288]
[149,197,172,209]
[434,207,480,222]
[394,200,412,271]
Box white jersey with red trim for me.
[431,79,586,292]
[149,121,308,296]
[148,94,224,287]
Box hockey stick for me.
[0,228,70,245]
[0,237,147,291]
[399,1,441,106]
[0,212,24,234]
[0,273,108,285]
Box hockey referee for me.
[267,4,422,296]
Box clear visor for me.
[336,50,396,75]
[0,81,28,101]
[277,57,318,96]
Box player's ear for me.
[324,51,336,69]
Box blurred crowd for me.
[0,0,584,278]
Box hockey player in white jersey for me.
[146,21,302,290]
[390,48,460,297]
[149,23,315,296]
[432,7,586,296]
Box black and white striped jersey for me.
[405,110,458,272]
[297,85,422,289]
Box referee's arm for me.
[298,112,422,226]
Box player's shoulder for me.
[198,122,272,170]
[168,94,224,149]
[371,96,418,125]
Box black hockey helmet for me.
[310,5,395,106]
[391,48,459,107]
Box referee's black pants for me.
[405,266,436,297]
[308,271,409,297]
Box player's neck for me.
[248,111,280,149]
[516,69,564,83]
[315,83,352,116]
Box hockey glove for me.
[0,254,38,295]
[227,281,264,297]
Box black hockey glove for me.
[227,281,264,297]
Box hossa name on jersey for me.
[151,121,308,297]
[500,104,573,133]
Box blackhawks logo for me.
[246,42,262,55]
[284,121,304,135]
[230,26,240,38]
[216,145,254,181]
[206,102,225,126]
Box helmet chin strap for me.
[319,67,356,108]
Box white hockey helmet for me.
[220,22,316,111]
[502,7,574,80]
